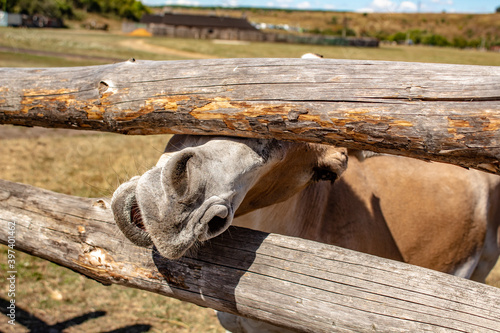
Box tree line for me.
[1,0,150,21]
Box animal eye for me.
[313,167,338,183]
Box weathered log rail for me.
[2,59,500,331]
[1,179,500,332]
[1,58,500,173]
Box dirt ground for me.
[118,39,218,59]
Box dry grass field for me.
[0,25,499,332]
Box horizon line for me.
[145,4,498,14]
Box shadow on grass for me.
[0,298,152,332]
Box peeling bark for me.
[1,179,500,332]
[1,59,500,173]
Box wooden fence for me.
[1,59,500,332]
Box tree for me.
[11,0,74,18]
[389,31,407,43]
[423,33,449,46]
[5,0,150,21]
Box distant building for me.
[8,13,22,27]
[122,12,378,47]
[0,11,62,28]
[0,11,6,27]
[0,11,21,27]
[22,14,63,28]
[138,13,263,41]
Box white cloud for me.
[356,7,374,13]
[430,0,454,6]
[323,4,336,10]
[265,0,295,8]
[355,0,418,13]
[432,0,453,4]
[297,1,311,9]
[426,0,456,12]
[400,1,417,12]
[372,0,398,11]
[164,0,200,5]
[222,0,239,7]
[277,0,294,7]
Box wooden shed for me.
[140,13,263,41]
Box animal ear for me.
[163,151,195,197]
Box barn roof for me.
[141,13,258,31]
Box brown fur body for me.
[235,153,500,282]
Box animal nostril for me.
[313,167,338,183]
[130,200,146,231]
[207,216,228,236]
[202,205,230,238]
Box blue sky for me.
[142,0,499,13]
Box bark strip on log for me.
[1,179,499,332]
[1,59,500,173]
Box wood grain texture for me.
[1,58,499,173]
[1,179,500,332]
